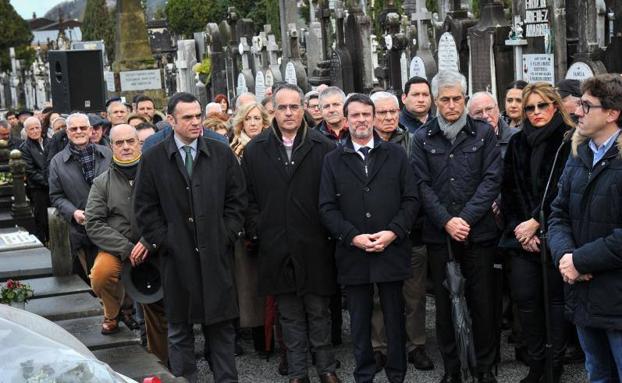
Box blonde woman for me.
[230,102,270,158]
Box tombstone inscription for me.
[437,32,460,72]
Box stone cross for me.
[175,40,198,95]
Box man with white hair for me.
[411,71,502,383]
[49,113,112,280]
[108,100,130,126]
[205,102,223,117]
[467,91,518,159]
[235,92,256,111]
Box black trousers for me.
[428,240,497,374]
[30,187,49,243]
[509,251,567,368]
[346,281,406,383]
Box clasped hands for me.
[445,217,470,242]
[352,231,397,252]
[514,218,541,253]
[559,253,592,284]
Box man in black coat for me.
[549,74,622,382]
[411,71,502,383]
[134,92,246,383]
[319,93,418,383]
[242,83,340,383]
[21,117,49,243]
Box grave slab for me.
[26,292,102,321]
[22,275,91,298]
[0,247,52,280]
[94,345,180,382]
[56,316,140,350]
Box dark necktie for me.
[183,145,193,177]
[359,147,370,176]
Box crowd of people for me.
[2,70,622,383]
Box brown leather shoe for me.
[101,317,119,335]
[288,378,310,383]
[319,372,342,383]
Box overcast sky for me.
[12,0,65,19]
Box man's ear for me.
[167,114,175,126]
[608,109,621,124]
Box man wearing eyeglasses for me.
[242,83,341,383]
[317,86,349,145]
[304,91,323,128]
[549,73,622,382]
[49,113,112,280]
[85,124,167,363]
[467,91,518,159]
[411,71,502,383]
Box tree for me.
[81,0,115,62]
[0,0,34,72]
[165,0,228,38]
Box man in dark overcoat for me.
[410,71,502,383]
[319,93,419,383]
[134,92,246,383]
[241,83,340,383]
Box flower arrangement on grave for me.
[0,279,34,305]
[192,57,212,84]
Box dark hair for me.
[135,95,154,107]
[403,76,431,96]
[271,83,304,106]
[261,96,272,108]
[167,92,199,115]
[582,74,622,118]
[506,80,528,91]
[135,121,157,132]
[41,106,54,114]
[5,110,15,119]
[343,93,375,117]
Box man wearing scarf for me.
[49,112,112,279]
[411,71,503,383]
[85,124,167,363]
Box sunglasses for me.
[524,102,551,114]
[67,125,90,133]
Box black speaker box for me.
[48,50,106,113]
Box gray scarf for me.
[437,111,468,143]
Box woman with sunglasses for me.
[501,82,575,383]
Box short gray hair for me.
[205,102,223,115]
[66,113,90,127]
[431,71,467,99]
[272,83,304,106]
[304,90,319,105]
[466,91,497,112]
[319,86,346,105]
[106,100,129,115]
[370,91,399,107]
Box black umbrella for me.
[443,236,477,380]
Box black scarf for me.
[523,111,564,196]
[69,143,96,185]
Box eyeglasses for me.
[471,105,497,118]
[579,100,604,114]
[307,104,320,110]
[376,109,400,118]
[112,138,137,147]
[276,104,301,112]
[524,102,551,114]
[67,125,90,133]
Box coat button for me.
[152,243,157,248]
[431,149,436,154]
[365,212,372,218]
[450,177,455,182]
[186,186,189,190]
[188,217,194,223]
[363,187,370,192]
[449,154,454,158]
[472,146,477,151]
[195,248,199,252]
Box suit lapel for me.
[366,147,389,183]
[342,151,368,184]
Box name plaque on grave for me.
[103,71,116,92]
[119,70,162,91]
[438,33,459,72]
[409,57,427,79]
[524,0,549,38]
[285,62,297,85]
[255,71,266,101]
[566,62,595,80]
[0,231,42,252]
[237,73,248,96]
[523,54,555,84]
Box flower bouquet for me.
[1,279,34,309]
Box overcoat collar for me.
[341,132,389,184]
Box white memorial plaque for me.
[237,73,248,96]
[400,52,409,90]
[523,53,555,84]
[437,32,459,72]
[265,69,274,87]
[409,57,427,80]
[285,62,297,85]
[0,231,42,251]
[119,70,162,91]
[566,62,595,80]
[103,71,115,92]
[255,71,266,101]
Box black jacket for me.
[410,115,502,244]
[134,134,246,324]
[500,119,571,249]
[399,108,431,134]
[549,130,622,329]
[20,137,49,189]
[316,120,349,146]
[319,136,418,285]
[242,122,337,297]
[46,130,69,164]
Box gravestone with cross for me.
[375,9,410,96]
[284,24,310,91]
[205,23,229,100]
[439,0,477,78]
[266,34,283,86]
[407,0,437,81]
[329,4,355,94]
[344,0,374,92]
[237,37,255,96]
[309,0,333,87]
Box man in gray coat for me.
[48,112,112,278]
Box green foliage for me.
[154,4,167,20]
[0,279,34,304]
[166,0,228,38]
[264,0,281,41]
[368,0,403,36]
[81,0,115,62]
[0,0,34,72]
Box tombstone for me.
[266,35,284,84]
[309,1,333,87]
[205,23,229,100]
[175,40,198,95]
[329,5,355,94]
[284,24,310,91]
[439,0,477,77]
[255,71,266,101]
[407,0,438,81]
[9,47,19,108]
[285,62,298,85]
[279,0,299,61]
[9,150,35,234]
[437,32,460,72]
[344,0,374,92]
[237,37,255,95]
[565,60,599,80]
[467,0,512,101]
[146,19,177,61]
[306,8,325,79]
[375,9,409,96]
[505,15,529,81]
